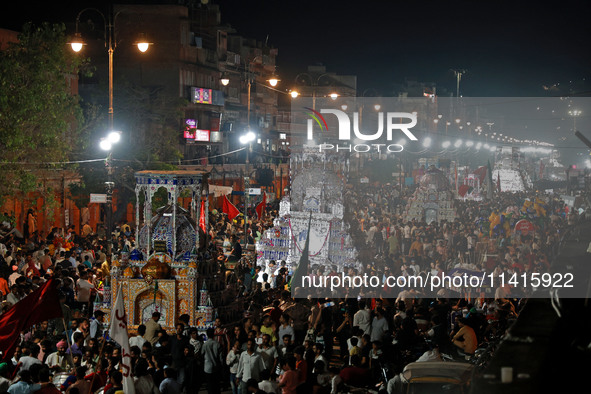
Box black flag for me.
[290,212,312,291]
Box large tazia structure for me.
[256,145,359,282]
[403,165,458,224]
[99,171,241,332]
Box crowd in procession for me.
[0,180,585,394]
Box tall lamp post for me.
[70,7,151,131]
[71,7,150,255]
[99,131,121,252]
[291,72,338,110]
[569,109,582,132]
[240,131,256,244]
[220,57,279,130]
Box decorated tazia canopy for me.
[419,166,451,191]
[134,171,209,261]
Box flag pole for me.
[61,318,75,368]
[87,334,107,394]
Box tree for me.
[0,23,85,205]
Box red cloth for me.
[473,166,487,183]
[199,199,207,233]
[458,184,470,197]
[0,278,62,361]
[256,192,267,219]
[222,195,240,221]
[339,366,371,386]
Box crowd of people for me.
[0,180,586,394]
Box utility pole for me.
[451,69,467,99]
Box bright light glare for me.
[99,139,112,151]
[137,42,150,52]
[454,139,463,148]
[476,142,482,150]
[71,42,83,52]
[489,145,496,151]
[422,137,432,148]
[268,78,279,87]
[290,91,299,98]
[442,141,451,148]
[330,93,338,100]
[240,131,256,144]
[466,141,474,147]
[483,144,490,149]
[397,139,407,146]
[107,131,121,144]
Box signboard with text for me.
[90,194,107,203]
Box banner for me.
[110,286,135,394]
[0,278,62,361]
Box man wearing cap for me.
[46,340,71,372]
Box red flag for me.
[0,278,62,361]
[256,192,267,219]
[497,172,501,193]
[458,184,470,197]
[199,200,207,233]
[222,194,240,221]
[473,166,487,183]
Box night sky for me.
[2,0,590,97]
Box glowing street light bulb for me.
[137,42,150,52]
[99,139,112,151]
[290,90,299,98]
[442,141,451,148]
[454,139,463,148]
[422,137,432,148]
[70,33,84,52]
[475,142,482,150]
[107,131,121,144]
[330,93,339,100]
[466,141,474,147]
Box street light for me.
[70,7,151,131]
[240,130,256,245]
[221,56,279,132]
[99,130,121,252]
[569,109,582,132]
[293,72,336,110]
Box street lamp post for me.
[70,7,151,131]
[569,109,581,132]
[240,131,256,245]
[292,72,338,110]
[99,131,121,252]
[71,7,149,255]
